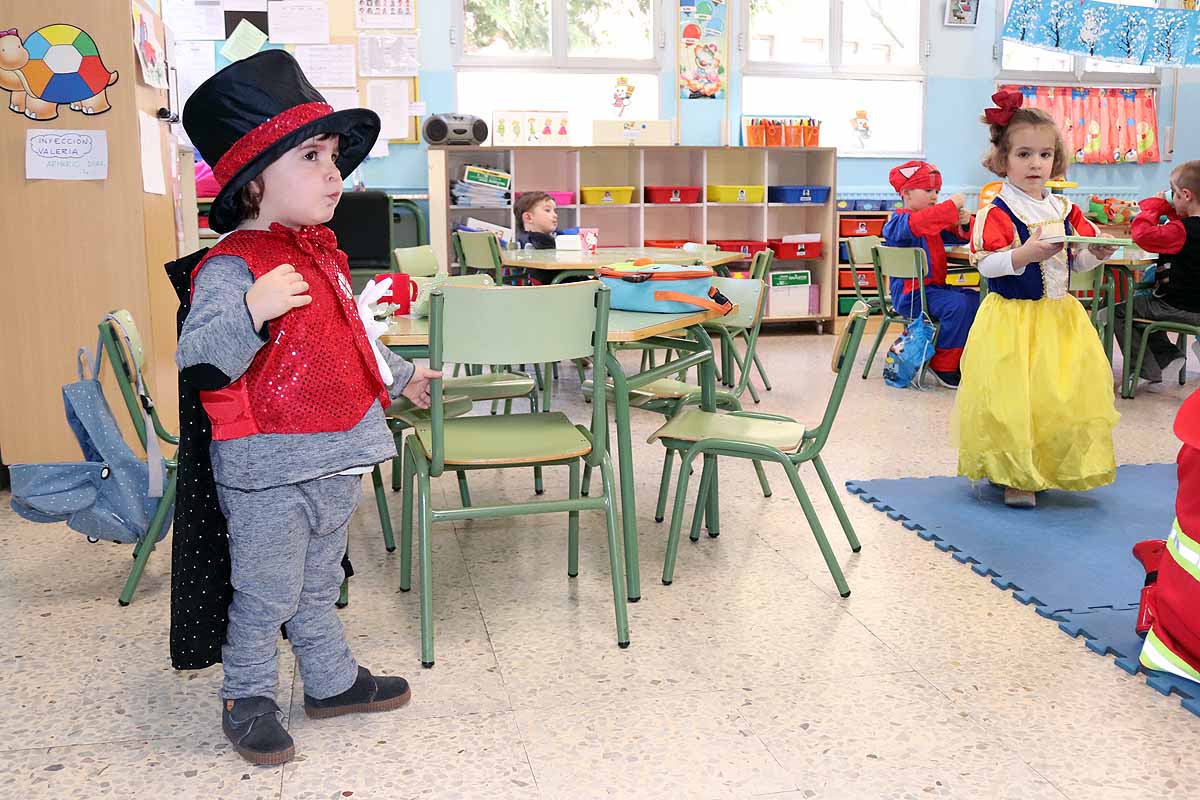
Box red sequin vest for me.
[191,224,389,441]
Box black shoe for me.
[303,666,412,720]
[932,369,961,389]
[222,697,294,765]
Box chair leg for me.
[662,447,701,585]
[372,465,395,552]
[456,470,472,508]
[599,456,631,649]
[747,334,773,391]
[534,466,545,496]
[399,447,416,592]
[415,458,436,668]
[118,471,176,606]
[690,455,717,543]
[573,358,588,383]
[810,454,861,552]
[390,450,403,492]
[862,318,892,379]
[781,460,850,597]
[568,459,581,577]
[655,448,675,523]
[753,460,772,498]
[337,541,350,609]
[581,462,592,497]
[705,457,720,537]
[729,340,761,404]
[1128,332,1154,399]
[640,350,650,372]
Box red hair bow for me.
[985,90,1023,126]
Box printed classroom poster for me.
[356,0,416,29]
[678,0,727,99]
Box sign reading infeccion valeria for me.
[25,129,109,181]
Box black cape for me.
[166,251,353,670]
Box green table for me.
[381,304,727,601]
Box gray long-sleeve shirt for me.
[177,255,415,491]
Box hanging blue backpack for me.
[9,313,172,546]
[882,314,936,389]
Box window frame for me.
[994,0,1161,87]
[740,0,929,79]
[740,0,929,159]
[454,0,666,70]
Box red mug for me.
[376,272,419,315]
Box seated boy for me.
[1120,160,1200,385]
[513,191,558,284]
[881,160,980,388]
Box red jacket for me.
[190,224,388,440]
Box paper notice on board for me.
[320,88,360,112]
[221,18,268,61]
[367,138,390,159]
[366,80,411,141]
[358,33,419,77]
[295,45,356,87]
[225,0,268,10]
[26,130,109,181]
[162,0,225,41]
[267,0,329,44]
[139,112,168,195]
[356,0,415,29]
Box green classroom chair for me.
[453,230,522,285]
[845,235,884,313]
[1122,317,1200,398]
[704,249,775,401]
[860,245,942,384]
[393,244,440,277]
[1068,265,1114,349]
[399,282,629,667]
[649,303,871,598]
[582,276,775,515]
[99,310,179,606]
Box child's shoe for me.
[303,666,411,719]
[1003,488,1036,508]
[931,369,961,389]
[222,697,295,765]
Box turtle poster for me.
[678,0,727,100]
[0,25,120,120]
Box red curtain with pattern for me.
[1001,85,1160,165]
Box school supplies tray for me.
[644,239,688,249]
[840,218,886,237]
[768,239,823,259]
[946,272,980,287]
[517,190,574,206]
[767,185,830,205]
[707,185,765,203]
[710,239,769,256]
[645,185,702,204]
[838,270,877,289]
[580,186,635,204]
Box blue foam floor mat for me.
[845,464,1200,719]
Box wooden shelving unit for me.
[427,146,837,329]
[834,210,893,334]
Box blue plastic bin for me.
[767,185,831,204]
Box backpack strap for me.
[77,332,103,381]
[102,313,164,498]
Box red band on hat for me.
[0,29,18,37]
[889,160,942,194]
[214,102,334,186]
[985,90,1023,127]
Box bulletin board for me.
[165,0,421,156]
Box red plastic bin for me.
[644,239,688,248]
[710,239,769,256]
[839,218,886,237]
[768,239,823,259]
[838,270,877,289]
[645,185,702,204]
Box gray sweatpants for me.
[216,475,361,702]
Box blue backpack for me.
[9,315,172,545]
[882,314,936,389]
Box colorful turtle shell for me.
[19,24,112,104]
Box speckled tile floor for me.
[2,332,1198,799]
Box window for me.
[457,70,660,145]
[998,0,1157,83]
[459,0,659,66]
[743,0,926,156]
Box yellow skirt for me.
[953,293,1119,492]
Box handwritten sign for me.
[26,130,109,181]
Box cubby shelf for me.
[429,145,838,329]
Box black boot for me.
[304,666,411,719]
[222,697,294,765]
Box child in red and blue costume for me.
[882,160,980,388]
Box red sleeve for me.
[1066,204,1100,237]
[971,207,1015,255]
[906,199,962,237]
[1131,197,1187,255]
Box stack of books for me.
[451,164,512,208]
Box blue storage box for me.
[767,185,831,204]
[839,241,850,262]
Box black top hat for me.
[183,50,380,234]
